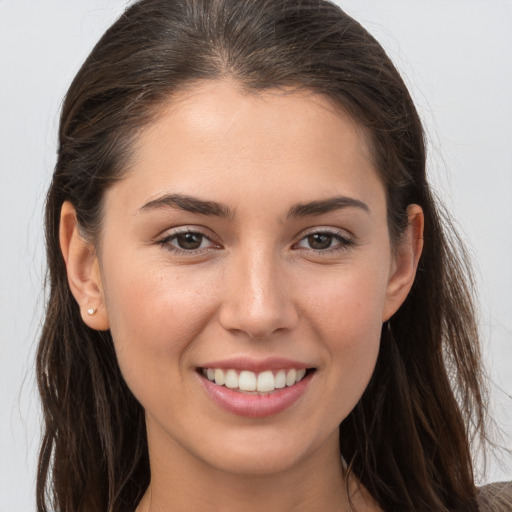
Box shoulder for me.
[478,481,512,511]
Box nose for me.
[218,247,299,340]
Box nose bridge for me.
[219,241,297,339]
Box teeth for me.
[257,370,275,392]
[203,367,309,393]
[224,369,238,389]
[275,369,286,389]
[285,369,297,386]
[239,370,256,391]
[214,368,225,386]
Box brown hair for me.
[37,0,496,510]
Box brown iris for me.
[306,233,334,250]
[175,232,203,250]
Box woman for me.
[36,0,510,510]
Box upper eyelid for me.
[293,226,353,241]
[155,226,353,246]
[157,230,220,255]
[155,227,220,253]
[292,228,354,252]
[156,225,216,241]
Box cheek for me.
[101,259,219,386]
[303,262,389,342]
[302,265,387,412]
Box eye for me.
[158,230,219,253]
[295,230,353,252]
[172,232,209,250]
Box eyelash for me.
[293,229,355,254]
[156,229,219,255]
[156,228,354,255]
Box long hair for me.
[36,1,494,510]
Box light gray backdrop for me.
[1,1,511,510]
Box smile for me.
[198,364,316,418]
[201,368,309,394]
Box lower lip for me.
[199,372,313,418]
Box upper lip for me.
[198,356,314,373]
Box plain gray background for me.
[1,1,511,510]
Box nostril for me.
[218,303,299,340]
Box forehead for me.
[131,80,372,164]
[110,80,384,215]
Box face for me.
[83,81,416,477]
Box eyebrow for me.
[286,196,370,218]
[139,193,369,218]
[139,193,233,218]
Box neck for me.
[136,425,378,512]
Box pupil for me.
[308,233,332,250]
[177,233,202,250]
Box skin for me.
[60,80,423,512]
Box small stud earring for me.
[87,308,97,315]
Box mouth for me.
[197,357,317,417]
[198,367,316,395]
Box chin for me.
[203,446,314,477]
[182,421,341,478]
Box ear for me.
[382,204,424,322]
[59,201,110,330]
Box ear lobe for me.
[59,201,110,330]
[382,204,424,322]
